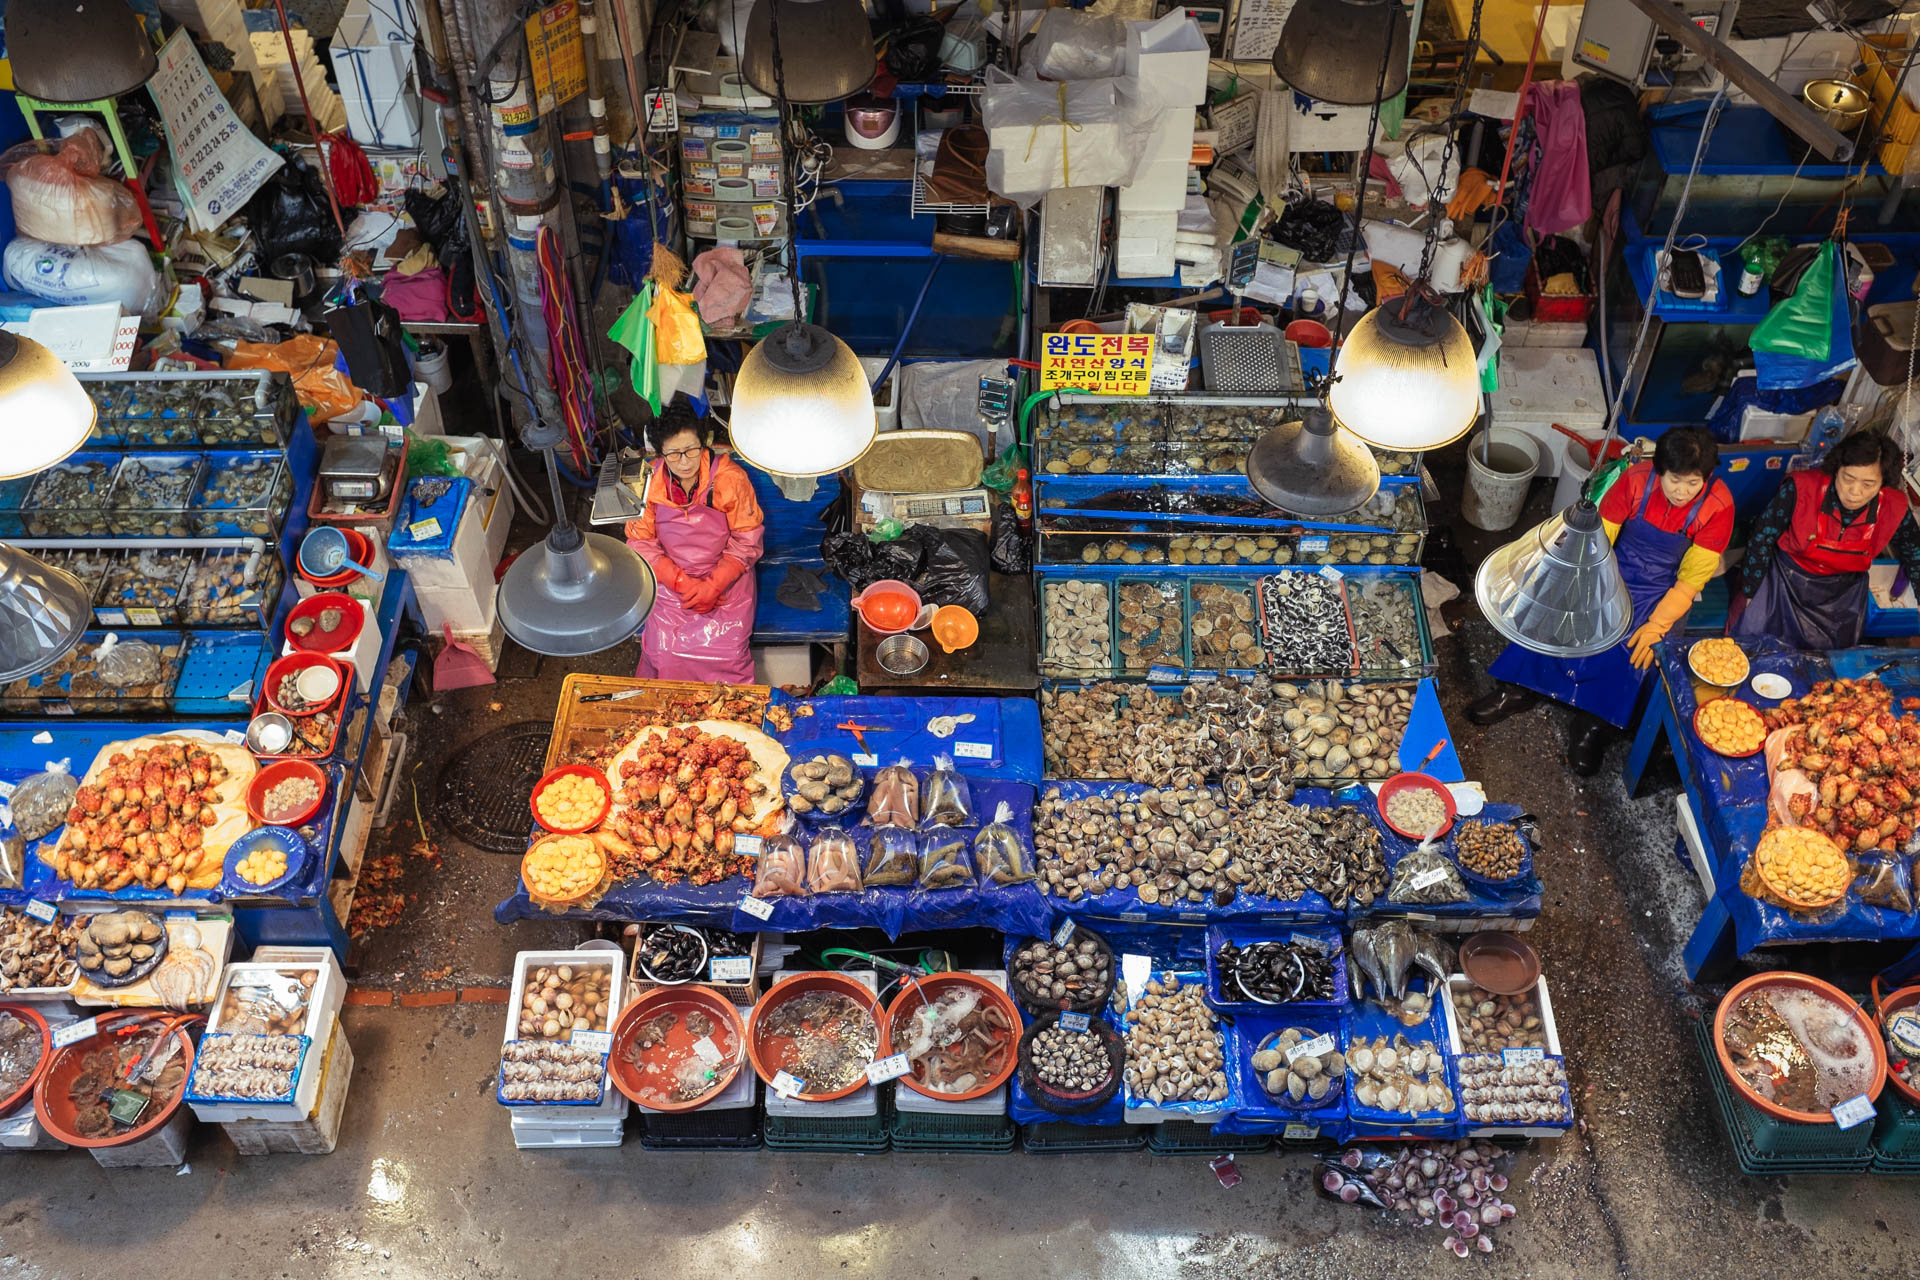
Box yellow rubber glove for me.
[1628,583,1701,669]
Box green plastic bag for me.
[608,282,661,413]
[1750,239,1836,362]
[1583,456,1631,506]
[980,452,1018,493]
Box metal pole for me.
[1620,0,1853,161]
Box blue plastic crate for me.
[192,451,293,540]
[175,631,273,715]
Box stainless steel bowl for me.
[876,633,929,675]
[1803,78,1871,132]
[246,711,295,756]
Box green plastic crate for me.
[890,1103,1017,1153]
[763,1105,890,1154]
[1871,1091,1920,1171]
[1145,1120,1271,1157]
[638,1105,763,1151]
[1693,1021,1874,1175]
[1021,1121,1148,1153]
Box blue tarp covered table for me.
[1624,638,1920,977]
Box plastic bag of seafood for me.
[919,754,977,830]
[863,825,920,887]
[804,824,863,893]
[751,823,809,899]
[915,826,976,891]
[783,751,864,821]
[1387,839,1471,906]
[8,758,76,842]
[972,802,1033,885]
[866,760,921,830]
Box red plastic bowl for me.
[746,972,882,1102]
[0,1004,51,1117]
[297,528,374,589]
[1377,772,1457,840]
[881,972,1021,1102]
[261,652,347,718]
[285,592,366,653]
[610,984,747,1112]
[530,765,613,834]
[247,759,329,827]
[34,1014,196,1148]
[1285,318,1333,348]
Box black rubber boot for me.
[1466,685,1541,727]
[1566,713,1612,777]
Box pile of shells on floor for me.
[1033,786,1235,906]
[1041,579,1113,675]
[1259,572,1356,673]
[1319,1142,1520,1257]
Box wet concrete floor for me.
[3,473,1916,1280]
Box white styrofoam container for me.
[763,970,879,1118]
[440,436,516,570]
[1125,13,1210,106]
[414,578,496,635]
[1117,159,1190,213]
[893,970,1011,1116]
[501,949,630,1131]
[1490,346,1606,478]
[1738,406,1813,443]
[1675,792,1716,897]
[858,357,904,431]
[1501,316,1589,348]
[509,1111,625,1147]
[336,0,418,47]
[1440,973,1569,1139]
[1288,100,1373,152]
[388,486,498,594]
[191,952,348,1122]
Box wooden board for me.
[40,732,258,892]
[543,673,771,772]
[72,915,231,1008]
[602,719,789,827]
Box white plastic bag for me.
[5,236,163,317]
[0,133,141,245]
[1029,9,1128,80]
[983,68,1148,207]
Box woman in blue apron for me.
[1469,427,1736,775]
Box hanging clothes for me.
[1524,82,1590,238]
[625,451,765,683]
[1488,462,1733,728]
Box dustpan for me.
[436,622,496,691]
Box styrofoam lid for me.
[1493,347,1605,423]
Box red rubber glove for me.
[652,556,690,599]
[682,576,723,613]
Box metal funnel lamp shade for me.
[0,331,97,480]
[0,545,90,682]
[730,321,877,477]
[1327,296,1480,452]
[6,0,157,102]
[1271,0,1409,105]
[498,530,657,657]
[742,0,875,104]
[1246,407,1380,517]
[1475,500,1634,659]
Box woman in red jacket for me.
[1730,432,1920,649]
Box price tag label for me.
[1409,865,1450,891]
[1187,670,1218,683]
[226,682,254,703]
[734,834,764,858]
[408,517,443,541]
[692,1036,724,1066]
[23,899,57,923]
[1832,1094,1876,1129]
[52,1017,98,1050]
[710,956,753,982]
[1289,932,1329,954]
[223,729,248,744]
[1502,1047,1546,1066]
[1058,1012,1091,1033]
[1053,919,1077,946]
[1283,1122,1320,1141]
[865,1052,911,1084]
[126,607,162,627]
[165,910,198,923]
[851,753,879,768]
[1178,911,1208,923]
[0,781,12,800]
[1317,565,1344,582]
[771,1069,805,1098]
[738,895,775,921]
[94,609,128,627]
[1121,953,1152,998]
[1286,1033,1336,1064]
[570,1029,613,1055]
[1299,536,1330,553]
[1119,911,1148,923]
[953,741,992,760]
[1148,664,1186,684]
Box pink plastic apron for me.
[636,460,758,683]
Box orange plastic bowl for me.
[859,592,919,633]
[610,984,746,1112]
[1714,973,1886,1123]
[746,972,882,1102]
[529,765,612,834]
[1872,975,1920,1108]
[1376,772,1457,840]
[881,972,1021,1102]
[931,605,979,654]
[247,758,329,827]
[262,652,347,718]
[0,1004,51,1117]
[35,1015,196,1148]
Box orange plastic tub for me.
[1714,973,1886,1123]
[881,972,1020,1102]
[0,1004,51,1117]
[610,984,746,1112]
[34,1012,198,1148]
[746,972,882,1102]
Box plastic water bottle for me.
[1799,406,1848,468]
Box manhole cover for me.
[434,721,554,853]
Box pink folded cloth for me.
[691,246,754,329]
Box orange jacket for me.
[624,450,765,589]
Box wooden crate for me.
[224,1022,355,1155]
[544,673,772,771]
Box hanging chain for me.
[1324,7,1402,360]
[1416,0,1486,284]
[765,0,805,322]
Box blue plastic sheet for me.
[1218,1008,1349,1135]
[1654,638,1920,952]
[1119,970,1233,1121]
[1341,995,1461,1133]
[766,696,1044,783]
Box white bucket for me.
[412,337,453,396]
[1554,434,1598,511]
[1462,427,1541,531]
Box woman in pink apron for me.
[624,401,764,683]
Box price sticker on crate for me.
[1317,565,1344,582]
[771,1070,805,1099]
[1058,1012,1091,1033]
[738,895,774,921]
[1289,932,1329,954]
[1832,1094,1876,1129]
[570,1029,614,1056]
[865,1053,912,1085]
[1501,1047,1545,1067]
[1286,1033,1336,1064]
[710,955,753,982]
[1283,1122,1321,1141]
[1147,664,1185,684]
[1299,536,1330,554]
[53,1017,99,1050]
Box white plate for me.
[1750,673,1792,700]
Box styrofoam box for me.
[1490,346,1606,478]
[764,969,879,1118]
[344,91,422,151]
[191,953,348,1122]
[1288,100,1373,152]
[1675,792,1716,897]
[502,949,631,1129]
[1124,13,1210,107]
[1501,316,1588,348]
[1739,406,1813,443]
[415,578,497,636]
[1117,160,1190,213]
[281,598,382,693]
[1440,973,1569,1139]
[858,357,904,431]
[336,0,418,47]
[893,970,1011,1116]
[388,482,498,594]
[442,435,515,569]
